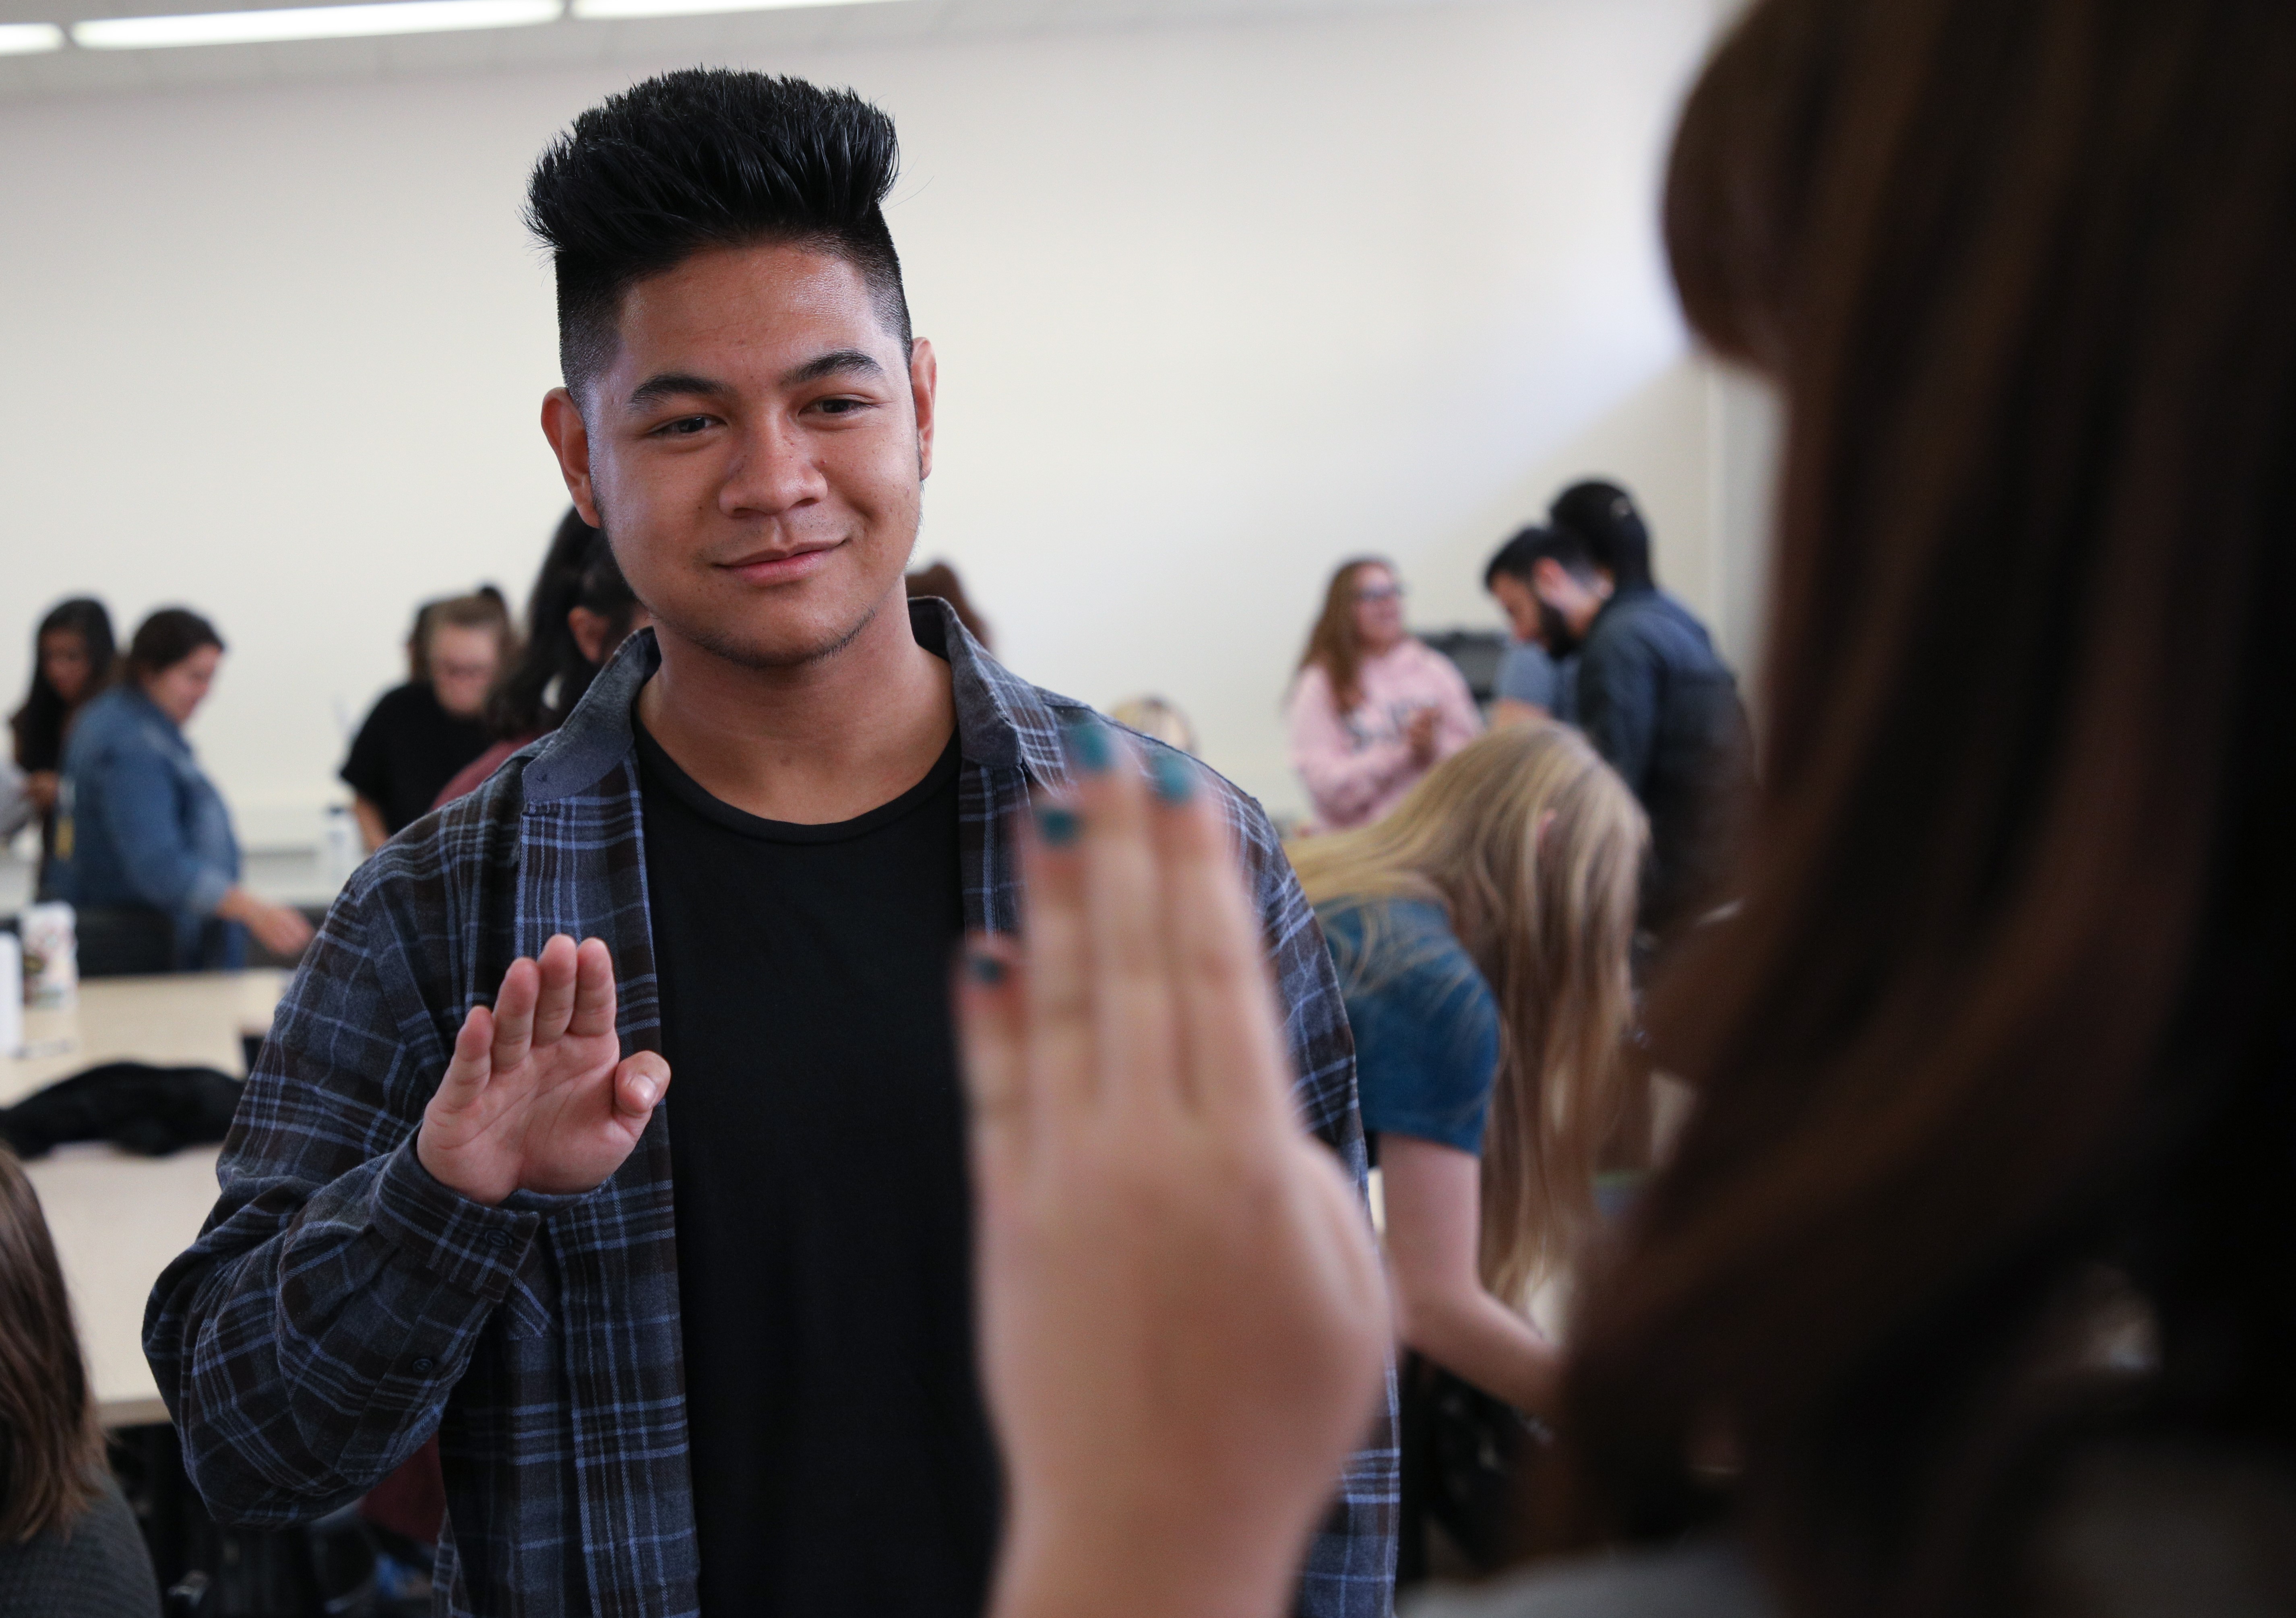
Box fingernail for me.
[1035,804,1081,846]
[1064,719,1112,774]
[967,952,1007,985]
[632,1079,656,1107]
[1150,749,1196,805]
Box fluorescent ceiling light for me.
[573,0,901,19]
[73,0,560,49]
[0,21,67,52]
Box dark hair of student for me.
[905,560,992,651]
[9,598,115,774]
[1558,2,2296,1613]
[123,609,224,685]
[1493,526,1601,589]
[0,1147,103,1543]
[526,69,910,394]
[1295,557,1396,716]
[1548,479,1653,591]
[488,510,642,739]
[1483,526,1566,590]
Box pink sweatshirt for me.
[1286,639,1484,831]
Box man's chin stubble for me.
[685,596,881,672]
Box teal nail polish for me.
[1035,804,1082,846]
[967,953,1008,986]
[1150,749,1197,805]
[1065,719,1112,774]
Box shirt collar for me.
[520,596,1069,805]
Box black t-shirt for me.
[635,718,996,1618]
[339,683,491,835]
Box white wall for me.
[0,0,1728,839]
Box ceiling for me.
[0,0,1461,99]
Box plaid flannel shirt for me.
[146,601,1399,1618]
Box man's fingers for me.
[434,1004,496,1115]
[531,935,580,1045]
[1151,753,1298,1132]
[613,1050,670,1118]
[1068,723,1181,1121]
[955,936,1029,1183]
[1019,793,1097,1111]
[490,957,540,1073]
[567,937,618,1040]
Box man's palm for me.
[417,935,671,1207]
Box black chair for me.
[1420,628,1509,705]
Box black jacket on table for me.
[1574,586,1754,933]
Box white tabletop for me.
[7,971,286,1427]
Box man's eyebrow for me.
[626,371,733,411]
[780,349,886,388]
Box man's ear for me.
[909,337,938,481]
[541,387,605,528]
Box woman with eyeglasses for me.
[1286,558,1482,832]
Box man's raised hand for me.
[417,935,670,1207]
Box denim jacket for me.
[54,685,241,960]
[146,603,1399,1618]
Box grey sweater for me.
[0,1474,161,1618]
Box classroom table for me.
[4,970,286,1428]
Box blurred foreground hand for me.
[958,729,1391,1618]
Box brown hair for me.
[1295,557,1394,714]
[1293,724,1646,1302]
[123,608,224,685]
[1561,1,2296,1612]
[407,588,514,684]
[0,1148,103,1542]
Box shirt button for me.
[485,1229,510,1248]
[412,1356,436,1374]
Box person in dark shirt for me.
[1513,509,1753,936]
[143,69,1393,1618]
[340,590,511,846]
[8,598,115,896]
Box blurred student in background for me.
[1108,695,1198,756]
[8,599,115,897]
[1293,724,1645,1581]
[0,1148,162,1617]
[53,609,312,974]
[1509,505,1751,939]
[957,0,2296,1614]
[341,590,513,849]
[1288,558,1481,831]
[433,510,648,810]
[1482,531,1574,727]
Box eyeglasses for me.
[1354,584,1405,604]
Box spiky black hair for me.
[526,68,909,392]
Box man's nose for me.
[720,414,828,517]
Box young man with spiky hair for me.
[147,70,1395,1618]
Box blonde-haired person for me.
[1290,723,1644,1573]
[0,1148,162,1616]
[1287,559,1482,832]
[1108,696,1198,756]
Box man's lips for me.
[717,540,841,586]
